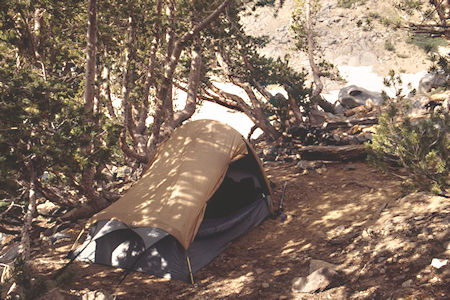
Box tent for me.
[72,119,274,282]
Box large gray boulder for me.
[418,71,448,94]
[337,85,384,110]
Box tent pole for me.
[69,228,86,253]
[186,255,195,284]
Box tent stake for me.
[186,255,195,284]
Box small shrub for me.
[338,0,366,8]
[385,40,395,51]
[394,0,423,14]
[368,12,380,19]
[367,71,449,195]
[407,33,448,53]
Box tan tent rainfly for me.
[74,119,274,282]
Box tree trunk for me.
[322,117,378,130]
[215,51,281,140]
[81,0,107,210]
[144,0,235,164]
[84,0,97,119]
[101,63,116,119]
[166,40,202,132]
[430,0,447,27]
[304,1,336,114]
[20,163,37,261]
[305,0,322,98]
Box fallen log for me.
[322,117,378,130]
[344,104,373,117]
[296,144,367,161]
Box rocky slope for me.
[241,0,448,94]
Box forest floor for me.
[28,160,449,299]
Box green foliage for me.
[337,0,366,8]
[291,1,342,82]
[201,4,311,131]
[384,39,395,52]
[407,33,448,53]
[0,0,123,204]
[368,71,449,194]
[318,60,344,81]
[379,16,402,29]
[394,0,423,14]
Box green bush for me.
[367,71,449,194]
[338,0,366,8]
[407,33,448,53]
[384,40,395,52]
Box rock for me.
[309,259,339,274]
[296,160,323,170]
[38,288,79,300]
[81,290,113,300]
[344,164,356,171]
[255,268,264,275]
[359,51,378,66]
[356,133,372,143]
[315,167,327,175]
[431,258,448,269]
[418,71,448,94]
[401,279,413,288]
[49,232,71,245]
[262,282,269,288]
[37,200,59,216]
[292,267,341,293]
[337,85,384,109]
[377,257,386,263]
[113,166,132,180]
[262,146,277,161]
[335,225,345,232]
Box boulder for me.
[296,160,323,170]
[37,200,59,216]
[113,166,132,180]
[81,290,113,300]
[337,85,384,109]
[309,259,339,274]
[292,267,342,293]
[418,71,448,94]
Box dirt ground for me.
[27,160,448,299]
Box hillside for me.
[241,0,448,93]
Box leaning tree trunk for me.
[304,0,336,114]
